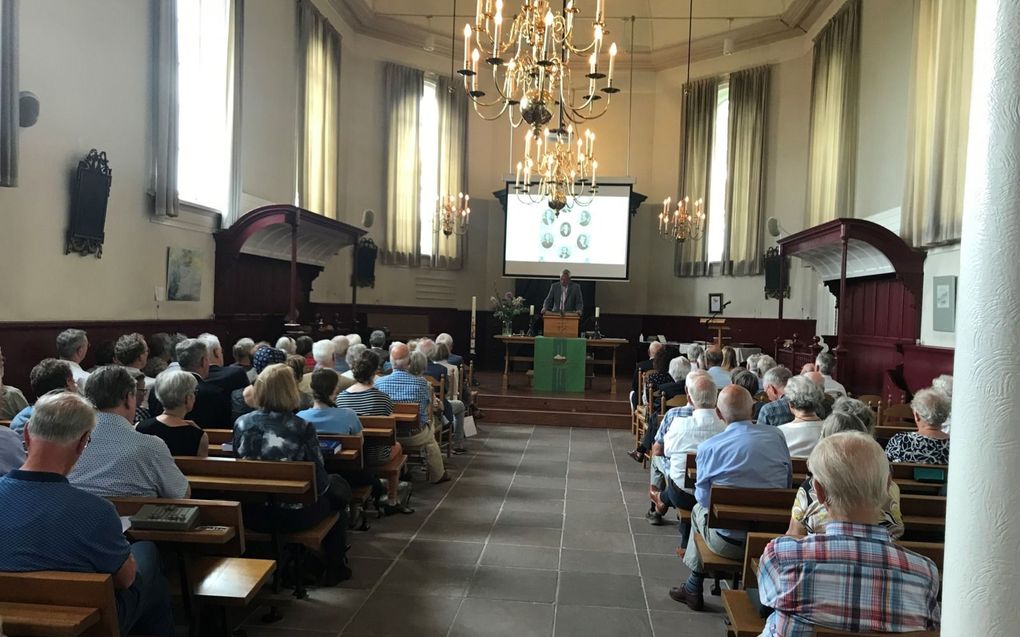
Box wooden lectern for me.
[544,313,580,338]
[700,318,729,348]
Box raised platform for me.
[474,371,631,429]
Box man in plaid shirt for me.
[757,432,941,636]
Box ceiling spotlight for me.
[722,18,735,55]
[424,16,436,51]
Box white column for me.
[942,1,1020,634]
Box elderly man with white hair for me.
[346,333,363,347]
[0,392,176,636]
[755,354,777,392]
[436,333,464,366]
[653,374,725,544]
[231,337,258,383]
[885,388,950,465]
[331,335,351,373]
[313,340,354,392]
[56,328,91,392]
[670,385,791,612]
[814,351,847,397]
[757,366,795,427]
[631,341,664,409]
[758,432,940,635]
[198,333,249,395]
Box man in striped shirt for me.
[757,432,941,636]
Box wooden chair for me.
[632,371,649,437]
[0,419,11,428]
[660,393,688,414]
[0,571,119,637]
[173,457,335,599]
[882,403,916,427]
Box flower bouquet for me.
[491,291,528,335]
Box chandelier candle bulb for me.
[530,304,534,316]
[493,8,502,57]
[608,42,617,81]
[463,25,471,68]
[595,306,600,318]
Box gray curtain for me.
[674,77,719,277]
[721,66,770,276]
[901,0,975,247]
[806,0,860,226]
[0,0,18,187]
[382,63,423,266]
[432,75,468,270]
[225,0,244,225]
[150,0,179,217]
[297,0,342,220]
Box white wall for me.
[919,245,960,347]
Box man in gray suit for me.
[542,269,584,314]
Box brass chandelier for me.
[660,0,706,243]
[459,0,619,129]
[436,0,471,238]
[514,122,596,213]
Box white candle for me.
[493,10,502,57]
[472,295,477,314]
[595,306,600,318]
[589,53,596,75]
[463,24,472,68]
[542,10,553,58]
[529,305,535,316]
[608,42,617,81]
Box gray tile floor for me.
[243,425,728,637]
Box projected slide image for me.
[504,183,632,279]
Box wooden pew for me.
[874,425,912,447]
[0,572,118,637]
[889,462,948,494]
[172,457,332,599]
[355,416,409,508]
[683,453,808,490]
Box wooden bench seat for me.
[0,601,100,637]
[187,557,276,606]
[245,513,340,554]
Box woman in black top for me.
[137,370,208,457]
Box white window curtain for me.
[431,75,468,270]
[674,77,719,278]
[901,0,975,247]
[721,65,770,276]
[0,0,18,187]
[150,0,242,221]
[805,0,860,227]
[297,0,341,220]
[382,62,423,266]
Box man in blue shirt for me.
[0,392,174,635]
[704,349,731,389]
[670,385,792,612]
[757,366,795,426]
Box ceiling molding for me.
[328,0,842,72]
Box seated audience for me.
[332,335,351,373]
[126,368,151,424]
[142,332,172,378]
[814,351,846,397]
[299,368,362,435]
[787,411,904,539]
[336,350,392,416]
[56,328,91,392]
[703,348,731,389]
[341,344,368,380]
[114,333,153,391]
[626,360,694,462]
[803,370,833,417]
[285,354,315,410]
[233,364,352,584]
[756,354,777,392]
[231,337,258,383]
[653,374,724,545]
[885,388,950,465]
[137,371,209,457]
[295,335,315,369]
[759,432,940,635]
[0,346,29,420]
[632,341,663,408]
[800,362,816,374]
[162,339,233,428]
[433,341,468,453]
[90,340,116,369]
[831,396,877,431]
[745,353,762,380]
[777,375,825,457]
[369,330,388,361]
[687,344,705,371]
[239,346,288,413]
[198,333,250,394]
[70,366,189,498]
[419,338,467,454]
[275,336,296,355]
[10,359,77,434]
[0,392,175,636]
[436,332,464,366]
[376,344,449,483]
[645,345,676,392]
[658,356,692,401]
[731,369,767,420]
[757,366,795,427]
[931,373,953,434]
[720,346,738,372]
[346,333,363,347]
[0,407,24,474]
[670,385,792,611]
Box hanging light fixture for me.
[659,0,705,243]
[436,0,470,237]
[459,0,619,130]
[513,121,596,213]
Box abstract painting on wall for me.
[167,247,203,301]
[932,275,956,332]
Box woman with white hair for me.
[931,374,953,434]
[777,375,825,457]
[275,336,296,355]
[885,388,950,465]
[137,371,209,457]
[786,411,904,539]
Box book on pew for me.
[913,467,946,484]
[129,504,200,531]
[320,439,342,454]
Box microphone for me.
[722,301,731,309]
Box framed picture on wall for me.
[932,276,957,332]
[709,293,724,314]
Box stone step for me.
[477,393,631,415]
[480,407,630,429]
